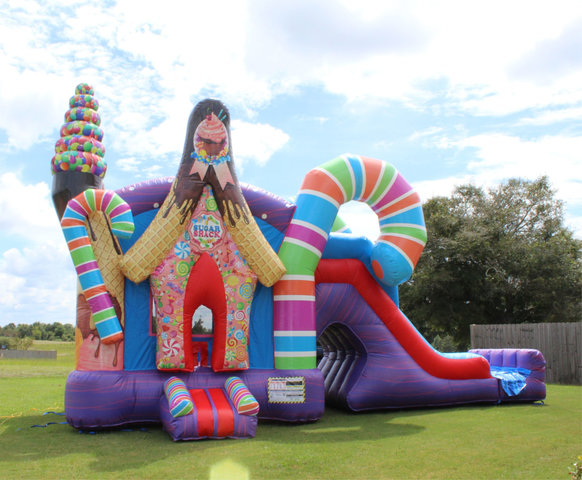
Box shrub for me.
[0,336,33,350]
[432,334,460,353]
[570,456,582,480]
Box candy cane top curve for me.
[60,189,134,344]
[273,154,427,370]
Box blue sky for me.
[1,0,581,326]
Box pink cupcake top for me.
[196,113,226,143]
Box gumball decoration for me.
[51,84,107,219]
[51,83,107,178]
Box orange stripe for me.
[92,190,104,211]
[61,217,85,227]
[300,169,345,204]
[275,279,315,296]
[380,235,425,266]
[67,237,91,250]
[101,331,123,345]
[74,194,91,216]
[360,156,383,201]
[376,191,420,218]
[190,389,214,437]
[84,284,108,299]
[208,389,235,437]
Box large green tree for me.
[399,176,581,349]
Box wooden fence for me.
[470,322,581,385]
[0,349,57,360]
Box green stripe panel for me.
[92,307,116,323]
[275,356,316,370]
[70,246,94,265]
[381,225,427,242]
[369,164,396,205]
[85,190,96,212]
[112,222,134,233]
[104,195,120,216]
[278,240,321,273]
[320,157,354,200]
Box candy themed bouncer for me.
[51,84,546,441]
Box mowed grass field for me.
[1,341,581,479]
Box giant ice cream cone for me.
[51,84,125,357]
[51,83,107,219]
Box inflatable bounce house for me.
[50,84,546,441]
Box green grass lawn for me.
[1,341,581,479]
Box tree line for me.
[400,176,581,351]
[0,322,75,349]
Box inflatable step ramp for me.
[470,348,546,403]
[317,323,367,408]
[160,377,258,441]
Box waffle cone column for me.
[221,199,285,287]
[119,178,190,284]
[90,211,125,323]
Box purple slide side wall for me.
[316,283,500,411]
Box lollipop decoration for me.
[61,189,134,344]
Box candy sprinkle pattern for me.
[61,189,134,344]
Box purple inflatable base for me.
[65,368,325,430]
[470,348,546,403]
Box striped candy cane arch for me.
[273,154,427,369]
[61,189,134,344]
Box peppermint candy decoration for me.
[174,241,191,260]
[162,338,180,357]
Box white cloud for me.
[0,64,70,149]
[412,133,582,237]
[338,201,380,241]
[412,175,473,203]
[0,245,76,326]
[510,18,582,83]
[0,172,77,326]
[231,120,290,168]
[461,133,582,236]
[0,173,60,238]
[516,106,582,126]
[409,127,444,142]
[2,0,582,155]
[458,134,582,204]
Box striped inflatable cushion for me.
[225,377,259,416]
[164,377,193,418]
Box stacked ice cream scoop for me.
[51,83,107,178]
[51,83,107,218]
